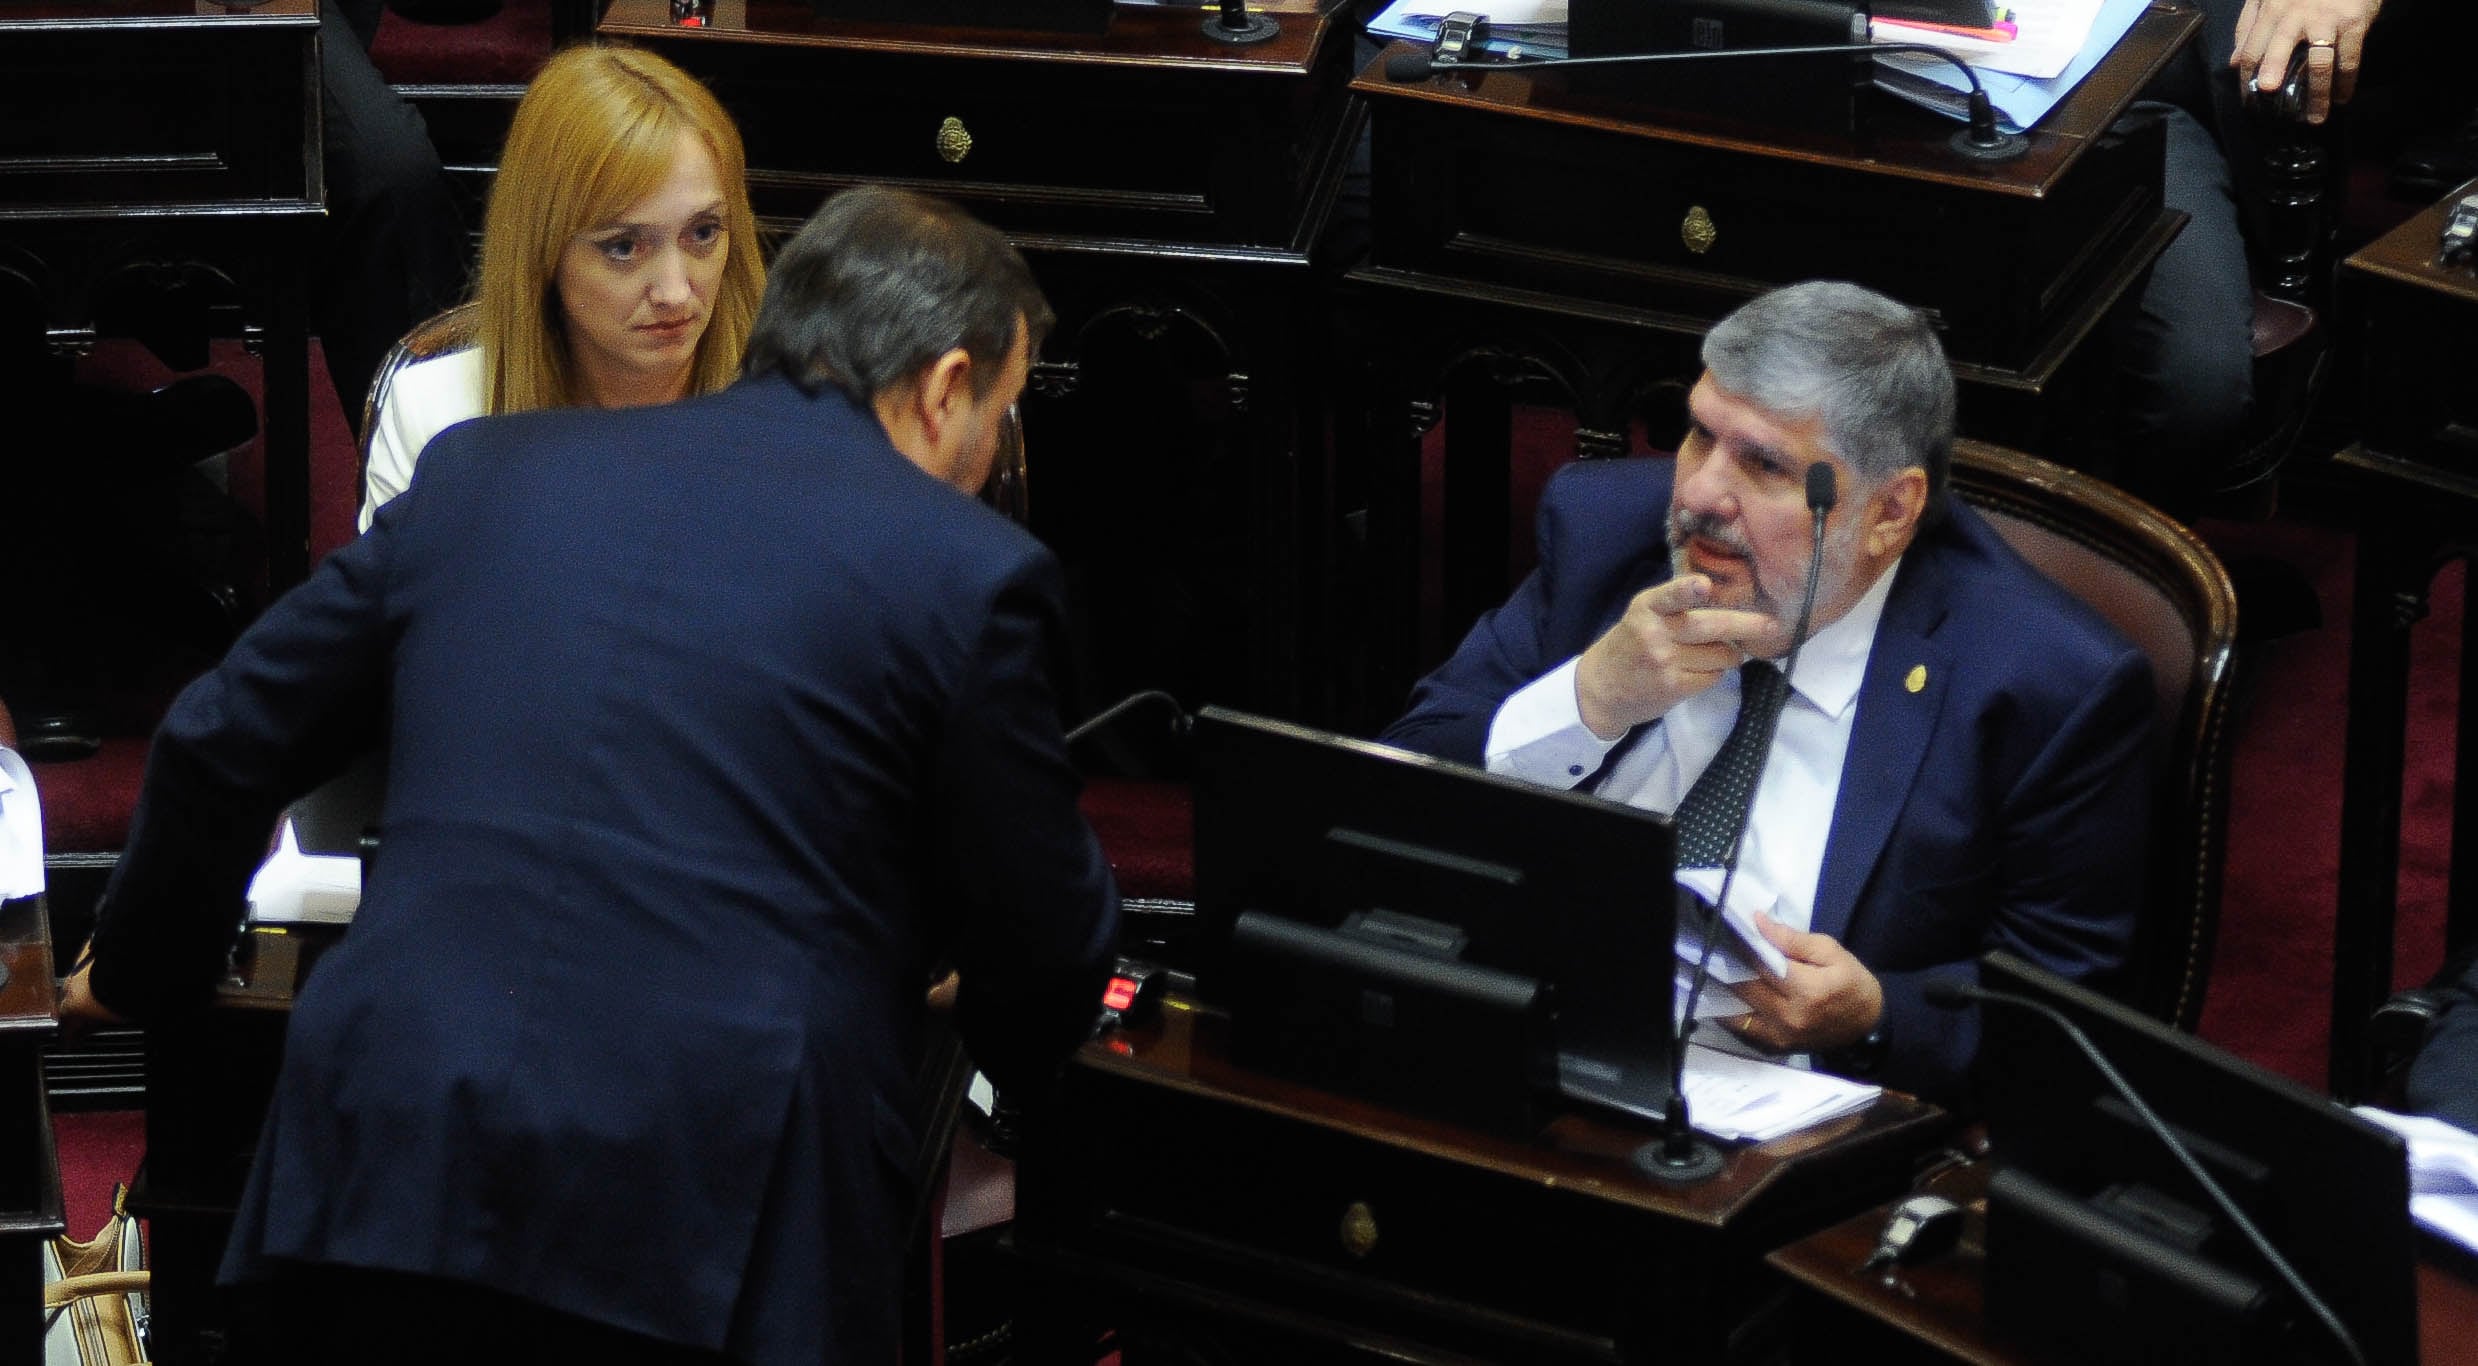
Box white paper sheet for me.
[246,818,363,926]
[2353,1106,2478,1252]
[0,749,43,901]
[1871,0,2144,131]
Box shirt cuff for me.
[1485,657,1621,789]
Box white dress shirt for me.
[1483,557,1904,939]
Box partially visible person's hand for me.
[927,970,960,1013]
[2232,0,2382,124]
[56,962,128,1045]
[1574,575,1786,740]
[1723,916,1884,1054]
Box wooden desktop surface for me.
[601,0,1337,70]
[1770,1187,2478,1364]
[1015,997,1954,1361]
[1082,998,1945,1224]
[1351,3,2199,196]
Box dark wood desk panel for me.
[601,0,1362,724]
[1770,1193,2471,1364]
[0,0,324,591]
[0,900,62,1366]
[124,927,323,1366]
[1013,999,1953,1363]
[1331,11,2194,726]
[2330,179,2478,1100]
[1354,6,2191,372]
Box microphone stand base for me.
[1631,1135,1726,1183]
[1948,126,2030,162]
[1203,10,1279,42]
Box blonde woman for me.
[358,44,764,530]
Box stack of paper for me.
[246,818,362,926]
[1672,866,1789,1025]
[1365,0,1570,58]
[1682,1043,1883,1141]
[2354,1107,2478,1253]
[1872,0,2101,79]
[1871,0,2145,131]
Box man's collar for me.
[1770,555,1902,720]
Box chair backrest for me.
[357,301,482,496]
[982,404,1028,525]
[1951,439,2238,1031]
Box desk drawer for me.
[0,21,316,212]
[640,39,1352,247]
[2354,265,2478,476]
[1023,1065,1715,1362]
[1366,96,2164,370]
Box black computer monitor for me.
[1976,952,2416,1366]
[1192,707,1676,1135]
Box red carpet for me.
[2193,518,2460,1085]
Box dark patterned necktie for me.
[1671,661,1791,869]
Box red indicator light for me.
[1103,977,1138,1011]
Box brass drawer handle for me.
[936,117,973,165]
[1339,1200,1379,1259]
[1682,205,1717,255]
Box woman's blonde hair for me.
[474,44,764,415]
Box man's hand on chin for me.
[1723,916,1884,1054]
[1574,574,1785,740]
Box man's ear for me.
[915,347,975,445]
[1863,467,1930,558]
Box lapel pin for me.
[1905,664,1928,694]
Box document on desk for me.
[246,818,362,926]
[1871,0,2144,131]
[2354,1107,2478,1253]
[1365,0,1571,57]
[1680,1044,1883,1142]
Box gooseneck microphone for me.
[1639,461,1839,1184]
[1065,690,1193,747]
[1382,40,2028,163]
[1927,980,2369,1366]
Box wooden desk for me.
[1768,1183,2474,1363]
[1011,998,1954,1363]
[0,0,324,590]
[0,899,62,1366]
[598,0,1364,725]
[1331,9,2195,723]
[2329,179,2478,1100]
[124,926,332,1366]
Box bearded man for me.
[1381,281,2156,1103]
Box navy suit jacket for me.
[2406,956,2478,1134]
[1382,457,2154,1101]
[87,374,1122,1364]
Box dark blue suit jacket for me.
[2406,957,2478,1134]
[1382,458,2154,1101]
[88,374,1122,1363]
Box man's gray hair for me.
[1700,281,1955,514]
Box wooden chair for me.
[1952,439,2239,1030]
[357,301,481,499]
